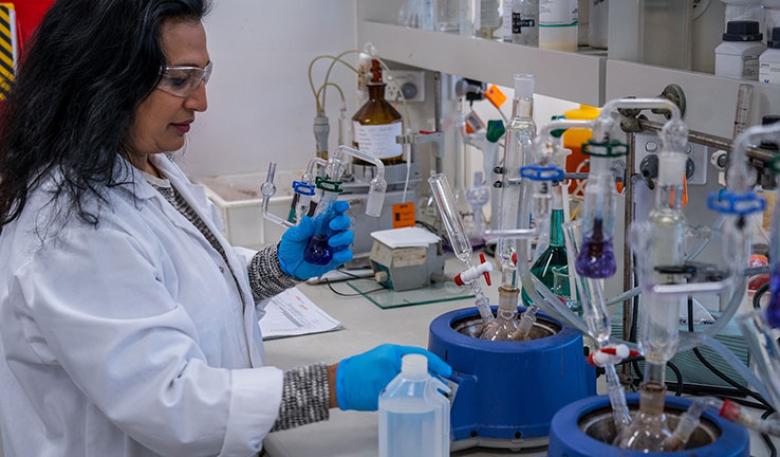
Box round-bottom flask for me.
[615,383,672,451]
[481,287,522,341]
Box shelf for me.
[359,20,780,140]
[358,20,605,106]
[606,60,780,140]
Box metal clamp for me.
[706,190,766,216]
[519,164,565,182]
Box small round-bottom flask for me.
[615,383,672,451]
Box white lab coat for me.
[0,155,284,457]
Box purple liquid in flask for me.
[766,265,780,328]
[575,218,616,279]
[303,203,335,265]
[304,234,333,265]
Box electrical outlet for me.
[633,132,708,185]
[385,70,426,103]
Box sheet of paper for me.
[259,287,343,340]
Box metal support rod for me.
[433,71,443,175]
[638,119,776,163]
[623,132,635,350]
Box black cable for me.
[630,256,643,387]
[755,282,770,310]
[324,269,385,297]
[667,361,684,396]
[687,297,773,409]
[619,356,683,396]
[414,220,437,234]
[326,280,384,297]
[762,409,777,457]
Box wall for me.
[180,0,358,178]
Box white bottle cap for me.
[401,354,428,378]
[513,74,535,98]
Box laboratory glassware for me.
[466,171,490,238]
[399,0,436,30]
[482,74,537,341]
[436,0,460,31]
[379,354,451,457]
[429,173,495,323]
[261,145,388,259]
[352,59,405,166]
[478,0,502,38]
[509,0,540,45]
[523,185,567,305]
[539,0,578,51]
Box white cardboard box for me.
[199,170,299,249]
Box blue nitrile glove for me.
[277,200,353,280]
[335,344,453,411]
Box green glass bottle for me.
[522,186,568,305]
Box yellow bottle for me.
[562,104,599,194]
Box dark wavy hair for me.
[0,0,210,231]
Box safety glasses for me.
[157,61,213,98]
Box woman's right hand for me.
[330,344,452,411]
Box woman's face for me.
[128,19,210,157]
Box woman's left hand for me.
[277,200,353,280]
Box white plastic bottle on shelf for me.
[765,0,780,40]
[507,0,540,45]
[478,0,502,38]
[715,20,766,79]
[539,0,578,51]
[588,0,609,49]
[722,0,765,27]
[437,0,460,32]
[760,27,780,84]
[503,0,512,40]
[378,355,451,457]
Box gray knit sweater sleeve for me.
[272,364,331,431]
[248,246,298,301]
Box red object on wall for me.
[15,0,54,55]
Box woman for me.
[0,1,450,456]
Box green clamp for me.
[767,153,780,175]
[582,139,628,158]
[550,115,566,139]
[315,176,343,193]
[486,120,505,143]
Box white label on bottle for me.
[540,0,578,27]
[743,55,760,78]
[760,62,780,85]
[353,121,402,159]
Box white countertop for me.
[261,273,777,457]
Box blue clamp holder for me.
[292,180,316,196]
[707,190,766,216]
[520,164,565,182]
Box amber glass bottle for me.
[352,59,404,166]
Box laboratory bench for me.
[262,276,778,457]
